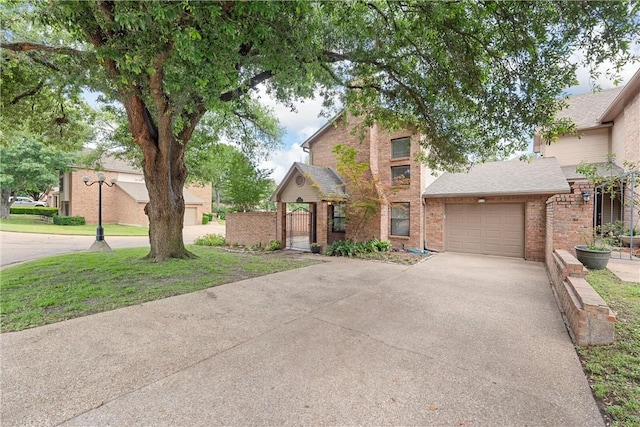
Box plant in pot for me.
[619,227,640,248]
[310,242,322,254]
[575,231,612,270]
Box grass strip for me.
[0,215,149,236]
[579,269,640,427]
[1,246,320,332]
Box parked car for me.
[10,196,46,207]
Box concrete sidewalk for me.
[0,253,603,426]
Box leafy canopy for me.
[5,1,638,171]
[0,138,74,199]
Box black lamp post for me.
[82,173,116,251]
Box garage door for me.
[445,203,524,258]
[184,207,198,226]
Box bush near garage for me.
[53,215,86,226]
[9,207,58,217]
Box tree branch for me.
[1,42,86,56]
[27,54,62,72]
[219,70,274,102]
[178,102,207,143]
[9,80,45,105]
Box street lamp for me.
[82,173,117,252]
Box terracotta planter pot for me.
[575,245,611,270]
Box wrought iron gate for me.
[287,206,314,250]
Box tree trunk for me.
[140,134,196,262]
[0,188,13,219]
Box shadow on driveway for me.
[0,253,602,426]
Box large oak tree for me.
[2,1,638,261]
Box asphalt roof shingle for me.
[116,181,204,204]
[557,87,624,130]
[293,162,348,199]
[422,157,570,198]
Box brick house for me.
[230,69,639,261]
[534,69,640,234]
[270,113,436,251]
[54,152,212,227]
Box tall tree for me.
[0,139,74,218]
[224,151,273,213]
[0,4,94,216]
[2,1,638,261]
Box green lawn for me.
[0,215,149,236]
[579,269,640,427]
[0,246,320,332]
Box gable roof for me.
[300,110,345,150]
[557,87,624,131]
[77,148,142,174]
[271,162,348,201]
[422,157,570,198]
[116,181,204,204]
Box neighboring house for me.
[229,68,639,262]
[534,69,640,230]
[54,152,212,227]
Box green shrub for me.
[53,215,86,226]
[193,233,226,246]
[325,238,392,257]
[10,207,58,217]
[266,240,281,251]
[202,214,210,225]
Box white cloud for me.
[261,143,309,184]
[253,87,340,146]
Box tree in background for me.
[224,151,273,213]
[2,1,638,260]
[184,109,282,213]
[0,139,75,218]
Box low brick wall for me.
[548,249,616,345]
[226,212,277,247]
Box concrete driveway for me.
[0,252,602,426]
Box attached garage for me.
[445,203,524,258]
[422,158,572,262]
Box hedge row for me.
[53,215,86,226]
[10,207,59,217]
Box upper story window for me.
[391,165,410,185]
[391,137,411,159]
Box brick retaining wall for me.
[547,249,616,345]
[226,212,277,248]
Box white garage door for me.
[445,203,524,258]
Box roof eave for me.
[599,68,640,122]
[422,188,571,198]
[300,110,344,149]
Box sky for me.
[261,62,640,184]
